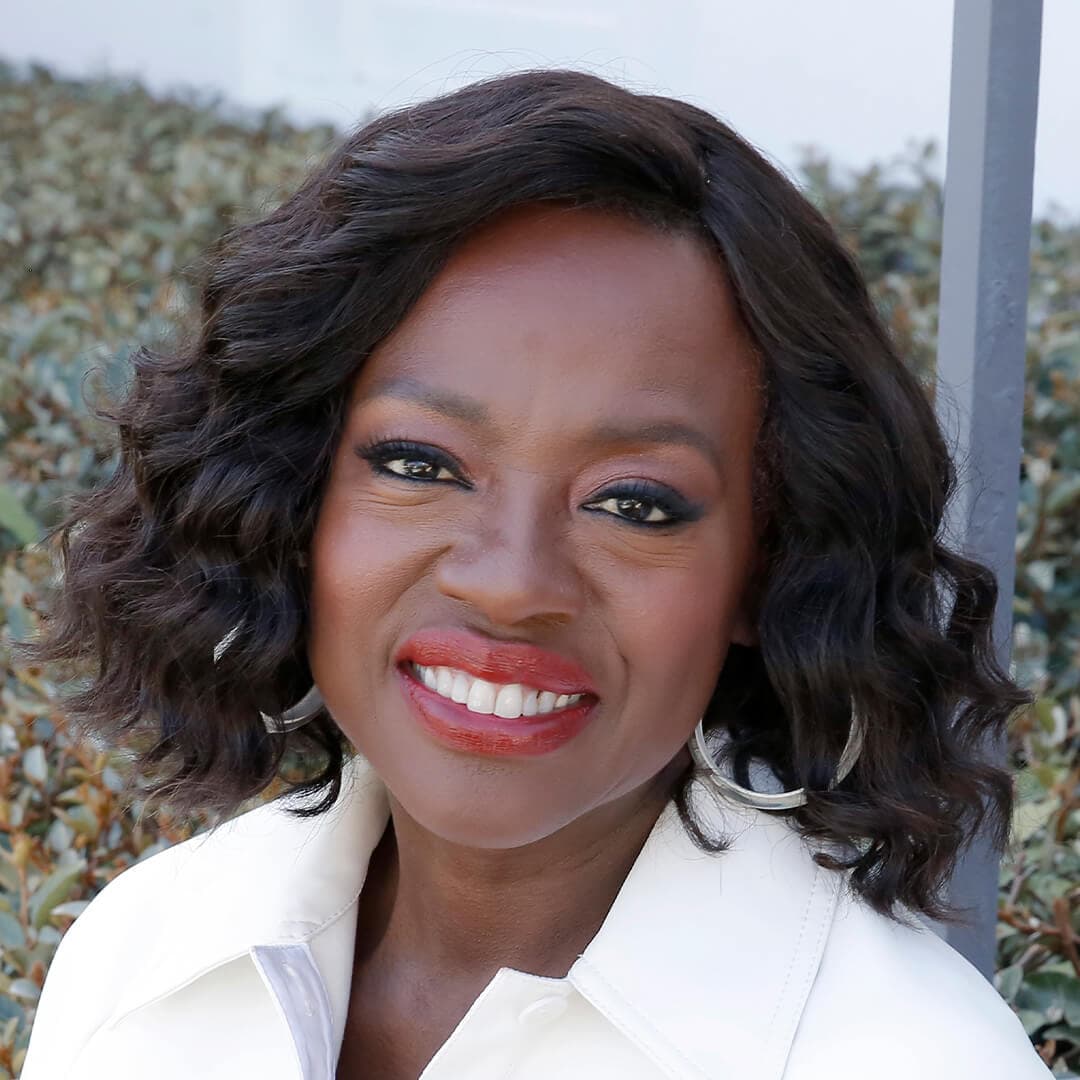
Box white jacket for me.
[22,752,1051,1079]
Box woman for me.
[20,70,1050,1079]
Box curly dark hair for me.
[17,68,1031,928]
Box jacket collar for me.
[107,753,843,1080]
[567,785,843,1078]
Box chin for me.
[386,761,602,850]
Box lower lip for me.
[396,664,597,757]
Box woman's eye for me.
[355,443,698,527]
[355,441,464,485]
[381,456,457,482]
[583,483,698,528]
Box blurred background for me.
[4,0,1079,219]
[1,2,1078,1077]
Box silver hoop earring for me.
[688,695,864,811]
[212,622,324,733]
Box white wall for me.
[4,0,1076,218]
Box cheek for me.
[306,487,443,672]
[581,526,753,773]
[608,555,738,722]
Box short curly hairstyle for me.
[19,68,1031,927]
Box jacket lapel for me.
[101,755,840,1080]
[105,754,389,1032]
[569,781,843,1080]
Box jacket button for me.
[517,994,569,1026]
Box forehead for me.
[349,204,760,440]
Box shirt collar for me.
[107,752,843,1080]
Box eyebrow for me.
[358,376,724,471]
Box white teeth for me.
[493,683,524,718]
[411,663,584,719]
[466,678,497,715]
[450,671,470,704]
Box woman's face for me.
[309,204,763,848]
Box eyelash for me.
[353,438,700,529]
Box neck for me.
[355,754,687,984]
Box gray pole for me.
[930,0,1043,980]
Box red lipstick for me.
[396,627,597,695]
[394,628,599,757]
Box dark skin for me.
[308,204,764,1079]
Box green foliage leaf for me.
[21,744,47,785]
[1017,971,1080,1028]
[1013,796,1059,843]
[0,912,26,950]
[1044,1024,1080,1048]
[6,979,40,1003]
[0,486,39,547]
[26,861,86,930]
[997,961,1025,1003]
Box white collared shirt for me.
[23,753,1051,1079]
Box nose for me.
[434,478,583,629]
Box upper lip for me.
[396,627,598,696]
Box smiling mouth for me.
[396,662,598,757]
[406,660,587,719]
